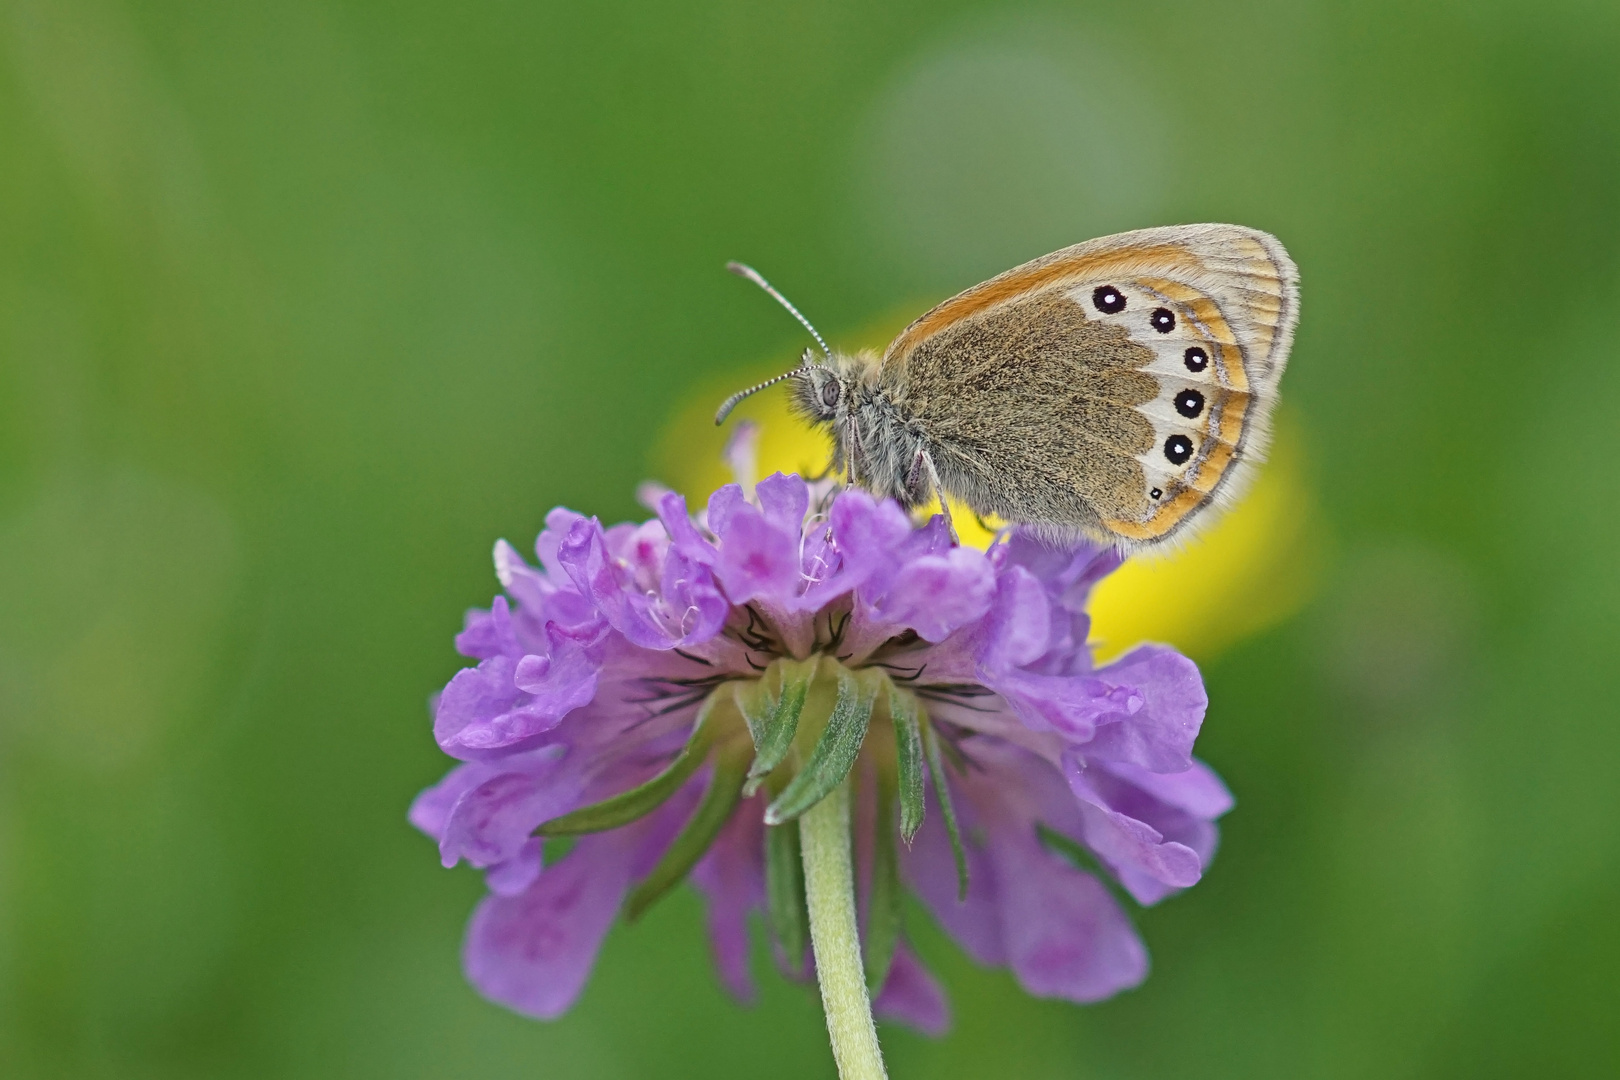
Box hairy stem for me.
[800,780,887,1080]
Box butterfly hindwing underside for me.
[880,224,1299,545]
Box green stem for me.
[800,780,888,1080]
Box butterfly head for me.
[790,350,859,423]
[787,350,894,493]
[713,259,896,490]
[713,347,859,423]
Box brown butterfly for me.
[716,225,1299,549]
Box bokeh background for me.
[2,1,1618,1077]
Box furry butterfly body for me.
[724,224,1299,549]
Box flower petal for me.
[484,839,543,897]
[409,759,494,841]
[494,539,556,619]
[691,795,766,1003]
[534,507,588,582]
[1083,646,1207,773]
[461,781,702,1020]
[435,656,579,759]
[1102,757,1234,820]
[831,488,913,554]
[1063,754,1204,891]
[975,565,1052,671]
[754,472,809,536]
[706,483,749,537]
[982,666,1136,742]
[714,506,801,605]
[797,489,912,610]
[900,788,1005,967]
[1000,529,1121,609]
[657,492,718,566]
[558,517,719,649]
[991,828,1149,1003]
[659,549,730,643]
[462,831,637,1019]
[440,763,580,871]
[873,940,951,1036]
[454,607,504,660]
[868,547,995,643]
[557,519,659,647]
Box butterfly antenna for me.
[726,261,833,361]
[713,359,809,425]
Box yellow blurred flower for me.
[1084,417,1322,662]
[652,320,1322,664]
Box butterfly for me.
[716,224,1299,549]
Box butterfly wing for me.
[880,224,1299,546]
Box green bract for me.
[531,654,965,954]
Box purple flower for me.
[411,472,1232,1028]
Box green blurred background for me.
[2,1,1618,1077]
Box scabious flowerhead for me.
[410,470,1232,1030]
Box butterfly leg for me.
[906,448,926,499]
[920,451,958,544]
[845,413,865,487]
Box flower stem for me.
[800,779,887,1080]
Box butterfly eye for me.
[1164,435,1194,465]
[1183,347,1209,373]
[821,381,840,409]
[1150,308,1176,333]
[1092,285,1126,314]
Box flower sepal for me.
[536,687,743,837]
[735,656,816,795]
[765,662,883,825]
[624,741,752,920]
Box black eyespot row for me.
[1150,487,1163,500]
[1164,434,1194,465]
[1092,285,1126,314]
[1174,389,1205,418]
[1183,346,1209,373]
[1150,307,1176,333]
